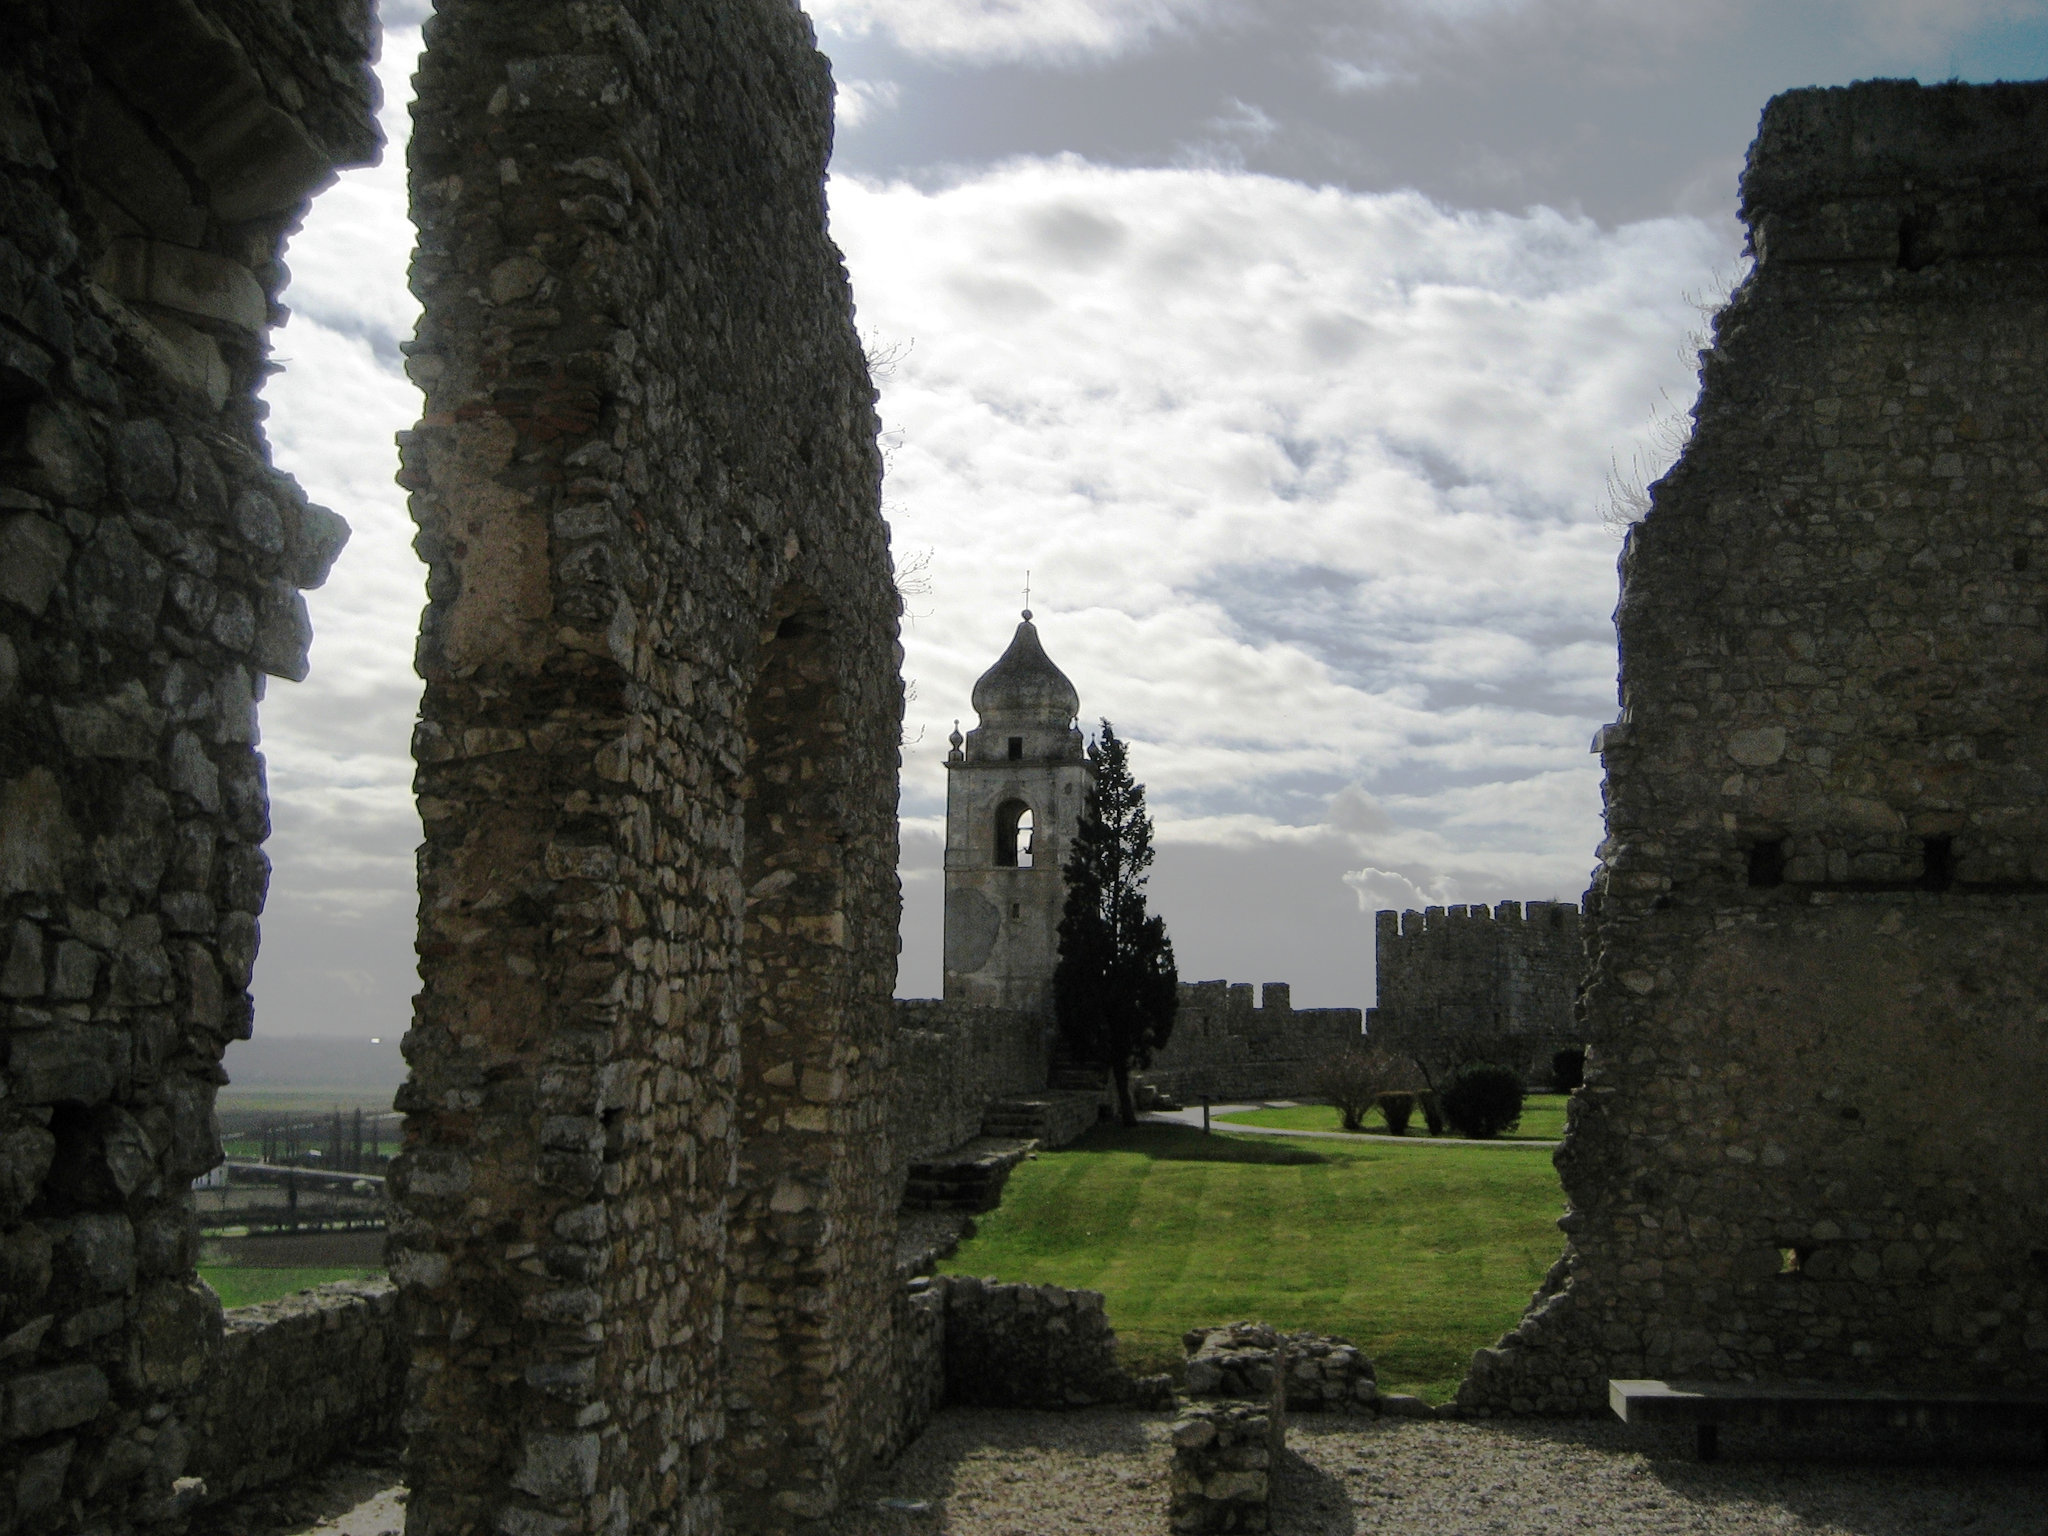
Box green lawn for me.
[1217,1092,1571,1142]
[198,1267,381,1309]
[940,1122,1564,1404]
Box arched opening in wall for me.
[725,589,854,1523]
[995,799,1034,868]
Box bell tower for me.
[943,611,1092,1012]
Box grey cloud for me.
[822,0,2048,221]
[1025,203,1131,265]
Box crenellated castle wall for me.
[1138,981,1363,1102]
[1367,900,1584,1083]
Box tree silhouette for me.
[1054,720,1179,1126]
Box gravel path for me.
[218,1408,2045,1535]
[824,1407,2048,1536]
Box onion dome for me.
[971,611,1080,726]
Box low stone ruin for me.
[1169,1323,1384,1532]
[928,1274,1171,1411]
[1182,1322,1378,1413]
[1171,1324,1290,1535]
[1169,1400,1282,1535]
[1279,1331,1380,1414]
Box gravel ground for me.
[824,1408,2048,1536]
[206,1409,2046,1536]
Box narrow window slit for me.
[1918,834,1954,893]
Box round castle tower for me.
[942,611,1094,1012]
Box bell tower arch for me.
[943,611,1092,1012]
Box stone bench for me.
[1610,1379,2048,1462]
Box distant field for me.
[200,1266,381,1309]
[216,1086,401,1119]
[1217,1092,1571,1142]
[940,1122,1565,1404]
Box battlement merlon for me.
[1381,900,1585,939]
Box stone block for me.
[50,1213,134,1296]
[0,921,44,998]
[0,510,70,613]
[0,1122,56,1222]
[8,1025,117,1105]
[95,237,267,333]
[2,1363,109,1441]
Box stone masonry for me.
[1137,981,1363,1103]
[1367,901,1584,1084]
[0,3,374,1530]
[390,6,900,1536]
[185,1278,404,1506]
[890,999,1051,1171]
[1460,79,2048,1414]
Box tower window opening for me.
[1007,735,1024,760]
[1918,834,1954,893]
[995,799,1034,867]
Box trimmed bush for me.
[1418,1090,1445,1137]
[1550,1047,1586,1093]
[1374,1091,1415,1136]
[1441,1064,1524,1140]
[1313,1045,1398,1132]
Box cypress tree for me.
[1054,720,1179,1126]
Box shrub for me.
[1441,1064,1524,1140]
[1374,1091,1415,1135]
[1312,1045,1398,1131]
[1418,1090,1445,1137]
[1550,1047,1586,1093]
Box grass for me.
[1216,1092,1571,1142]
[940,1122,1564,1405]
[198,1266,381,1309]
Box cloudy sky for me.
[249,0,2048,1045]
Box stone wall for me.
[1459,79,2048,1415]
[390,5,901,1536]
[891,999,1050,1168]
[187,1279,404,1505]
[1138,982,1362,1102]
[925,1274,1151,1411]
[1367,901,1584,1084]
[0,2,375,1529]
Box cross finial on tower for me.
[1022,570,1032,621]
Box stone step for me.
[901,1138,1035,1214]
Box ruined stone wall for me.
[1461,79,2048,1416]
[392,5,900,1535]
[891,998,1050,1167]
[186,1280,404,1505]
[1367,901,1584,1083]
[1138,981,1362,1102]
[0,2,374,1528]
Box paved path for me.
[1140,1102,1559,1149]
